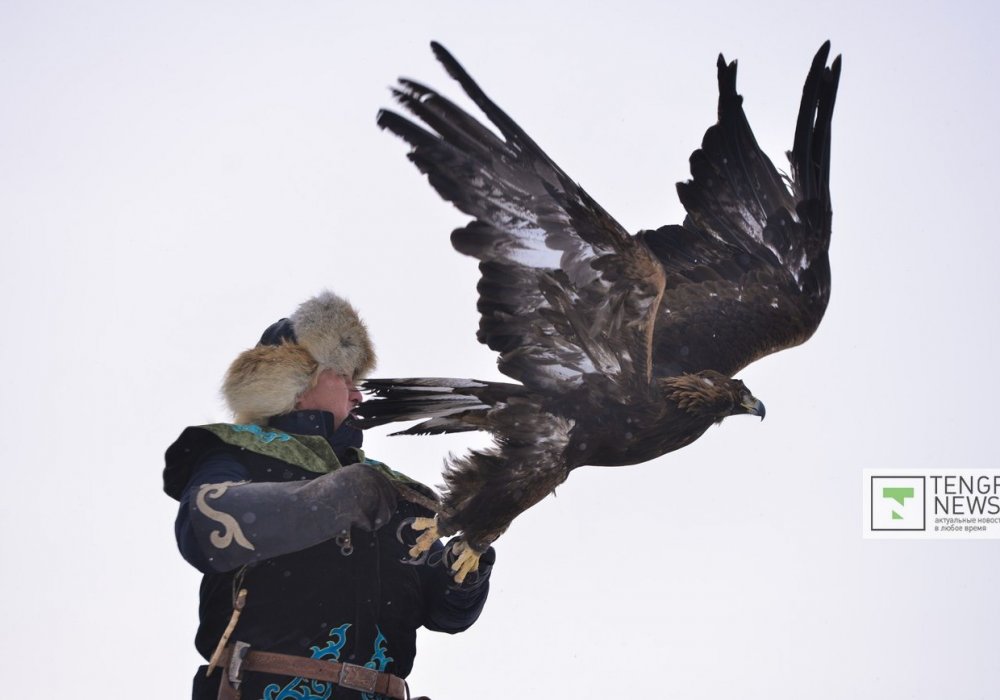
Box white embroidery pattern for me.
[196,482,255,551]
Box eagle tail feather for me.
[357,377,520,434]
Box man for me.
[163,291,494,700]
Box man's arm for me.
[175,453,398,573]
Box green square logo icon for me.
[870,476,925,531]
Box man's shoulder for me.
[163,424,250,499]
[162,423,335,500]
[165,423,269,464]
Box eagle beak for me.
[743,398,766,421]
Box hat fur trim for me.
[223,343,318,425]
[290,291,376,380]
[221,291,376,424]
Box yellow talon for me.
[449,540,481,584]
[408,516,439,558]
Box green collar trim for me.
[194,424,434,500]
[200,423,347,474]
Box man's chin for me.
[342,413,361,429]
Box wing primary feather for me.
[377,108,440,150]
[791,42,832,201]
[426,41,636,251]
[391,80,517,161]
[429,41,549,158]
[797,52,841,220]
[714,53,785,240]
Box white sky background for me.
[2,1,999,697]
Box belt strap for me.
[222,643,408,700]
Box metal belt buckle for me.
[227,641,251,690]
[339,662,379,693]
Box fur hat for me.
[222,291,376,424]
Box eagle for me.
[358,42,841,582]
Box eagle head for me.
[660,370,765,423]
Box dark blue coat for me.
[164,411,492,700]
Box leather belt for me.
[220,641,409,699]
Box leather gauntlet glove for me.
[188,464,398,572]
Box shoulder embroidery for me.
[201,423,339,474]
[232,424,292,444]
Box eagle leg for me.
[407,516,481,583]
[448,539,481,584]
[407,516,440,558]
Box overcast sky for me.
[2,1,999,698]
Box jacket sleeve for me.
[175,452,398,574]
[420,544,495,633]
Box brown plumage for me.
[357,42,841,581]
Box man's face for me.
[294,369,363,429]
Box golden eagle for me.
[358,42,841,581]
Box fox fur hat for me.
[222,291,376,424]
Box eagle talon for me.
[448,539,482,584]
[408,516,440,558]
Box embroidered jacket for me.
[164,411,493,700]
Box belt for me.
[219,642,410,700]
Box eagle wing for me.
[644,44,841,377]
[378,42,666,400]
